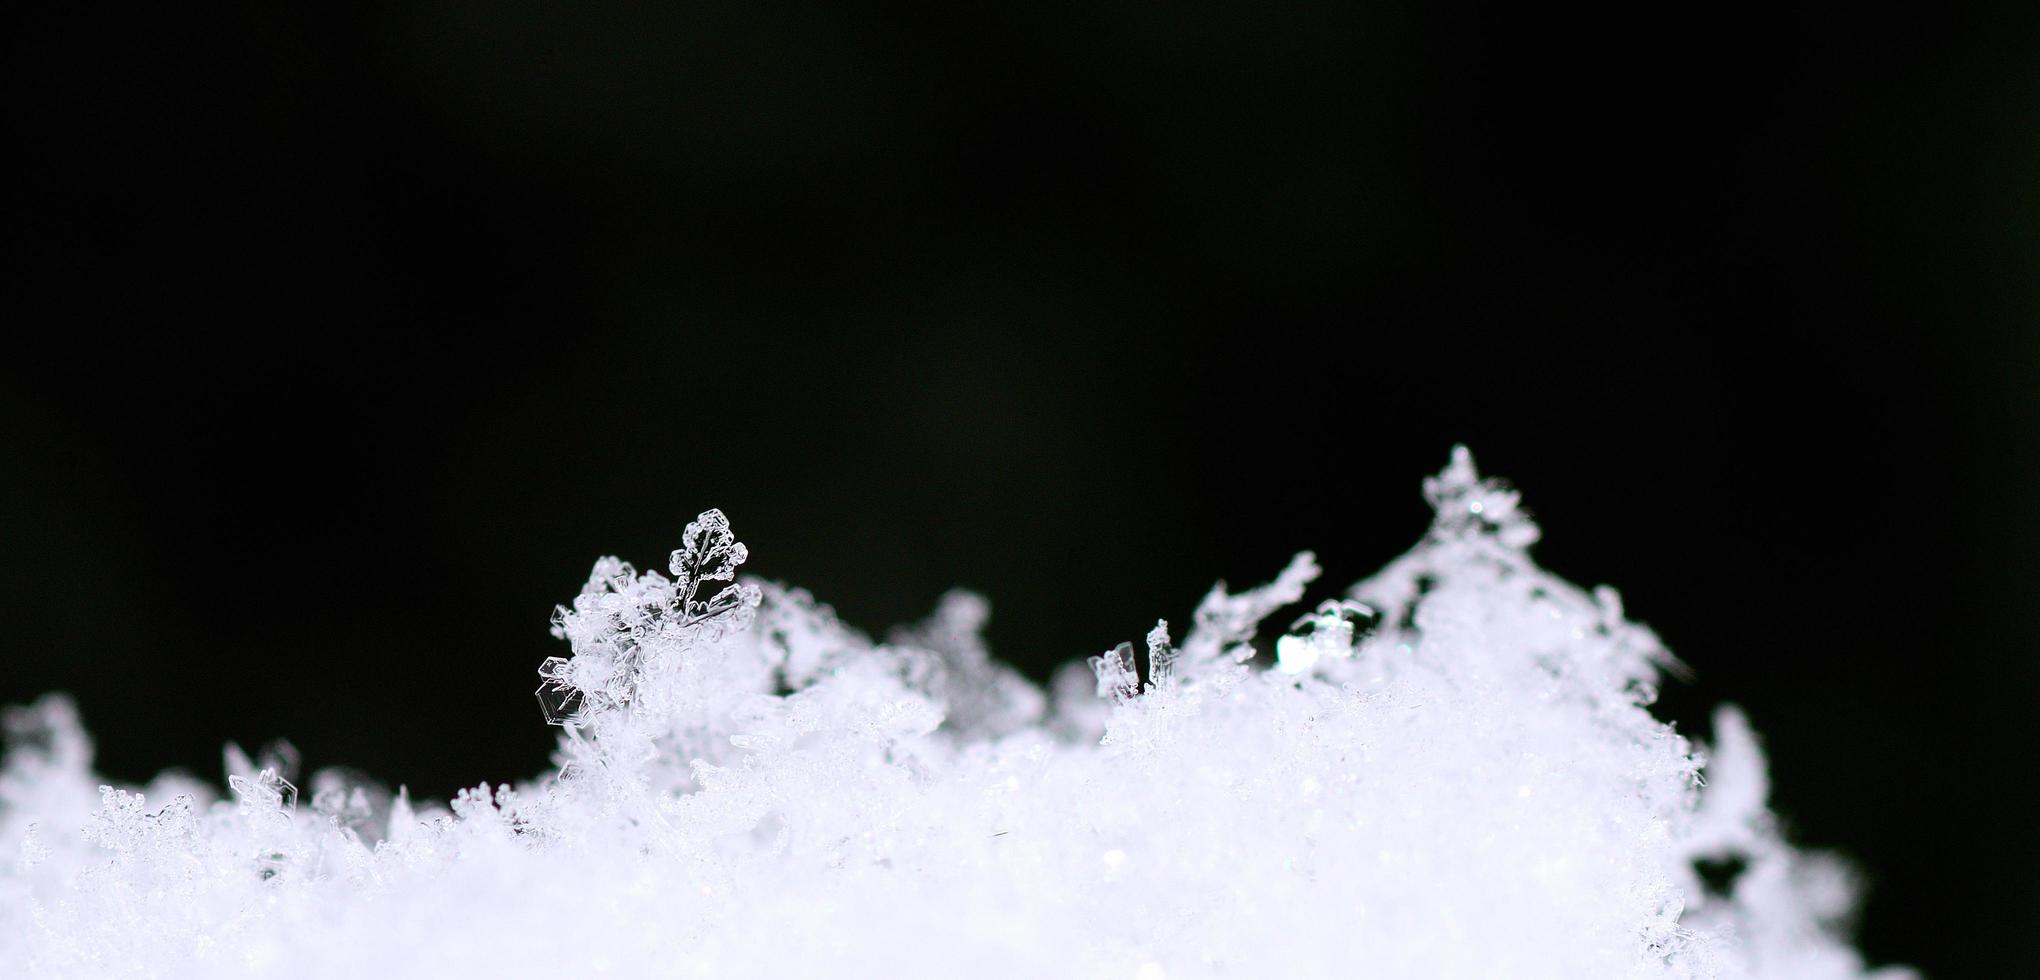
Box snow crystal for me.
[0,450,1912,979]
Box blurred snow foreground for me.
[0,449,1911,979]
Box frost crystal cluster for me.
[0,451,1910,978]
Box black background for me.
[5,3,2035,976]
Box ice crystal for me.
[538,509,764,731]
[1275,598,1379,675]
[0,453,1911,979]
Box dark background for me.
[5,3,2034,975]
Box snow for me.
[0,449,1911,978]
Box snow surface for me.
[0,449,1912,978]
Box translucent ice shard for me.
[1274,598,1378,674]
